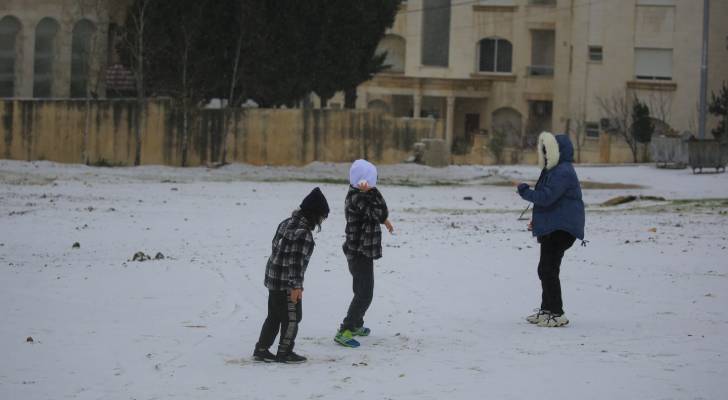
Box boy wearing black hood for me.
[253,187,329,363]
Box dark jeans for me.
[256,290,302,355]
[340,256,374,332]
[537,230,576,315]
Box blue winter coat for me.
[519,134,585,240]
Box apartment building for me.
[339,0,728,162]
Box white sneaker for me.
[537,313,569,327]
[526,309,550,324]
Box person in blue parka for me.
[517,131,585,327]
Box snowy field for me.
[1,160,727,400]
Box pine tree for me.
[311,0,402,108]
[631,98,654,144]
[119,0,402,108]
[119,0,239,103]
[236,0,321,107]
[709,82,728,141]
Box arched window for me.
[478,37,512,73]
[0,16,21,97]
[70,19,96,98]
[34,18,60,98]
[377,35,406,73]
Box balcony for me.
[530,29,555,77]
[527,65,554,77]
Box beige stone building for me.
[326,0,728,163]
[0,0,130,99]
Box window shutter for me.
[634,48,672,80]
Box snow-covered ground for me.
[1,160,727,400]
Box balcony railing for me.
[527,65,554,76]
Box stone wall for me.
[0,99,436,166]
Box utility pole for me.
[698,0,710,139]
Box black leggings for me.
[537,230,576,315]
[256,290,302,354]
[340,256,374,332]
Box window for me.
[478,38,512,73]
[0,16,21,97]
[526,101,552,141]
[588,46,602,62]
[34,18,60,98]
[465,113,481,135]
[636,0,675,5]
[422,0,451,67]
[377,35,406,73]
[529,30,555,76]
[634,48,672,80]
[70,19,97,98]
[479,0,516,4]
[585,122,600,138]
[529,0,556,5]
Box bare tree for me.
[565,114,587,164]
[646,91,671,125]
[220,7,247,166]
[687,101,700,136]
[490,121,517,164]
[75,0,109,165]
[596,92,639,163]
[118,0,152,165]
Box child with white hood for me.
[334,159,394,348]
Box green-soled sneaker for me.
[334,330,360,348]
[351,327,370,337]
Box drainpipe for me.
[698,0,710,139]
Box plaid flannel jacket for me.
[264,211,315,290]
[342,186,389,261]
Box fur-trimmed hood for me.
[537,132,574,170]
[521,131,584,240]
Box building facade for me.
[0,0,131,99]
[333,0,728,162]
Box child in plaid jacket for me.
[254,187,329,363]
[335,160,393,348]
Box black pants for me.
[340,256,374,332]
[256,290,302,355]
[537,230,576,315]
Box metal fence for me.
[687,140,727,173]
[650,136,688,168]
[651,135,727,173]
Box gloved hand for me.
[517,183,530,194]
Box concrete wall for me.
[451,131,642,165]
[0,99,437,166]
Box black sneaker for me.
[253,348,276,362]
[276,351,307,364]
